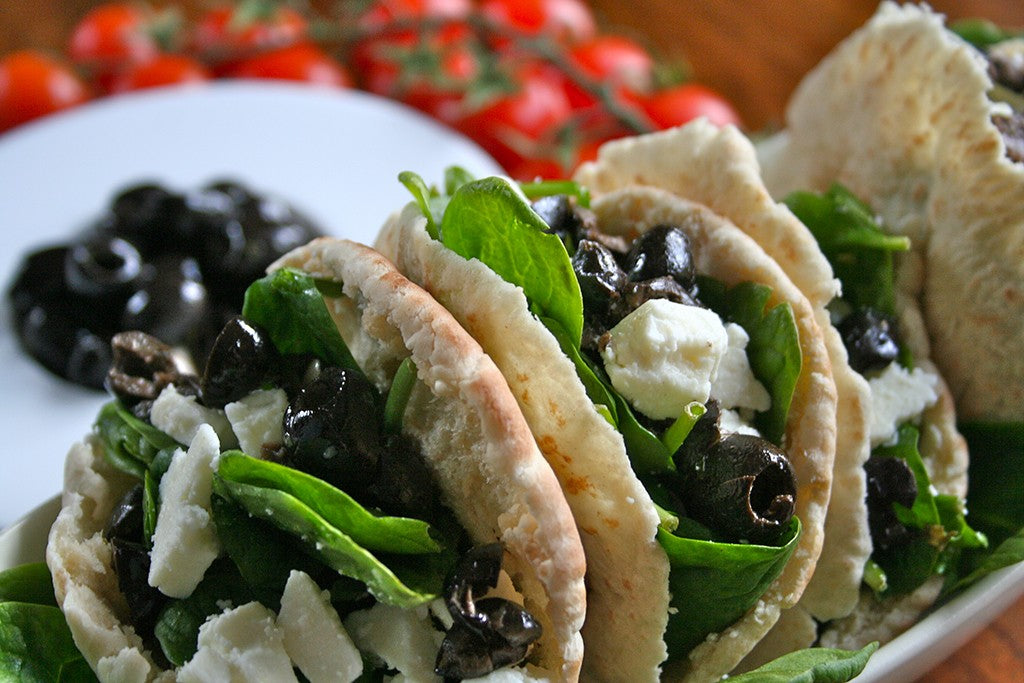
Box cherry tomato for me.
[192,5,307,68]
[480,0,596,43]
[68,4,159,83]
[224,43,353,87]
[640,83,742,130]
[456,63,573,172]
[108,54,210,93]
[0,50,91,133]
[567,35,654,107]
[356,0,472,27]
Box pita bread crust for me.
[819,578,944,651]
[47,239,586,681]
[757,2,1024,421]
[376,207,670,682]
[590,188,836,682]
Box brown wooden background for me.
[1,1,1022,680]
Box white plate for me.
[0,81,502,527]
[1,498,1022,681]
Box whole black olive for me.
[572,240,626,312]
[616,276,700,320]
[532,194,584,247]
[121,256,208,347]
[623,225,696,288]
[200,317,279,408]
[677,428,797,545]
[64,235,143,300]
[282,366,383,495]
[837,308,901,375]
[864,455,919,551]
[110,538,167,637]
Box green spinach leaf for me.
[95,401,181,479]
[0,563,55,607]
[659,517,801,659]
[440,176,584,347]
[0,602,97,682]
[242,268,359,372]
[727,642,878,682]
[383,357,418,435]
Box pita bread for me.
[46,239,587,681]
[376,181,836,681]
[756,1,1024,423]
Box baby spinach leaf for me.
[399,171,441,239]
[242,268,359,372]
[0,563,55,607]
[727,642,878,683]
[383,357,418,435]
[95,401,181,479]
[698,279,801,445]
[949,528,1024,593]
[143,470,158,548]
[218,452,441,554]
[659,517,801,659]
[154,559,256,666]
[541,316,618,425]
[214,474,437,608]
[440,176,584,348]
[518,178,591,207]
[443,166,476,195]
[0,602,97,682]
[784,184,909,315]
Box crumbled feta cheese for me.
[868,363,939,446]
[278,571,363,683]
[601,299,728,420]
[345,603,443,681]
[711,323,771,412]
[225,388,288,457]
[177,602,297,683]
[719,408,762,437]
[148,424,222,598]
[150,384,237,449]
[466,665,553,682]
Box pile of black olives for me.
[7,180,323,390]
[436,544,543,679]
[531,194,701,353]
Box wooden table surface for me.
[2,1,1022,681]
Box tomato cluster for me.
[0,0,742,179]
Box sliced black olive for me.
[16,301,110,389]
[864,455,919,551]
[282,366,383,495]
[109,183,189,256]
[435,599,541,679]
[444,543,504,621]
[66,330,115,389]
[200,316,280,408]
[121,256,209,347]
[987,40,1024,93]
[532,194,583,247]
[676,421,797,544]
[572,240,626,313]
[623,224,696,288]
[104,484,145,543]
[617,276,699,317]
[64,235,143,300]
[7,245,69,322]
[106,331,186,406]
[837,308,901,374]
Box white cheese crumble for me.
[177,602,297,682]
[601,299,728,420]
[719,408,762,437]
[345,603,443,681]
[150,384,238,449]
[278,570,363,683]
[148,424,222,598]
[867,363,939,446]
[710,323,771,412]
[225,388,288,457]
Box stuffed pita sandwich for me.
[45,239,586,681]
[573,114,983,660]
[375,168,838,681]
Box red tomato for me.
[356,0,472,27]
[109,54,211,93]
[567,35,654,107]
[192,6,307,56]
[224,43,353,87]
[640,83,742,130]
[480,0,596,43]
[68,4,159,80]
[0,50,91,133]
[455,63,573,172]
